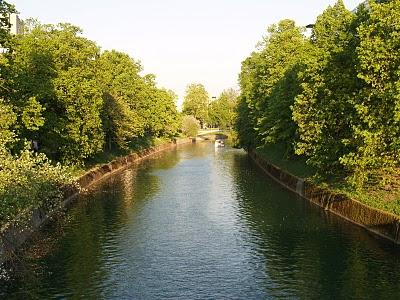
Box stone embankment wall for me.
[249,150,400,245]
[0,138,193,264]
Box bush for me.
[0,146,74,226]
[182,115,200,137]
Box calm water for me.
[1,143,400,299]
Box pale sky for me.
[10,0,364,107]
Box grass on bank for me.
[257,144,400,217]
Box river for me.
[1,142,400,299]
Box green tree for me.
[0,1,16,149]
[0,99,16,149]
[141,75,180,138]
[339,0,400,187]
[256,20,310,152]
[182,83,209,128]
[292,0,360,176]
[6,23,104,162]
[236,19,310,154]
[235,52,263,149]
[208,88,238,129]
[182,115,200,137]
[0,0,15,46]
[98,50,146,150]
[98,50,180,150]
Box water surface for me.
[1,143,400,299]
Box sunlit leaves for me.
[182,83,209,127]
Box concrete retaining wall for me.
[0,138,193,264]
[249,150,400,245]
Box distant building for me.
[9,13,24,35]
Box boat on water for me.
[215,139,225,148]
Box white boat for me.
[215,139,225,148]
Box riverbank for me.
[250,147,400,245]
[5,142,400,299]
[0,137,193,264]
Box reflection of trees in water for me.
[0,194,111,298]
[0,147,184,298]
[136,148,181,171]
[179,142,213,159]
[230,154,400,299]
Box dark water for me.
[1,143,400,299]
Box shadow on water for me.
[0,148,185,298]
[1,143,400,299]
[230,154,400,299]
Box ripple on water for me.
[2,143,400,299]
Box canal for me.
[1,142,400,299]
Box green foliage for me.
[339,0,400,188]
[0,144,73,225]
[258,20,311,151]
[3,23,104,162]
[3,22,180,162]
[98,50,146,150]
[208,88,238,129]
[236,19,310,154]
[237,0,400,191]
[0,1,15,96]
[54,66,104,162]
[0,0,15,46]
[0,14,180,225]
[182,83,209,127]
[292,1,359,175]
[235,54,261,149]
[0,99,16,146]
[98,50,180,150]
[182,115,200,137]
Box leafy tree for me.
[236,0,400,191]
[236,19,310,154]
[98,50,146,150]
[182,83,209,128]
[182,115,200,137]
[98,50,180,150]
[292,1,360,176]
[6,23,104,162]
[0,0,15,46]
[0,145,73,225]
[235,52,263,149]
[339,0,400,187]
[0,99,16,148]
[141,75,180,138]
[0,5,182,226]
[256,20,310,152]
[208,88,238,129]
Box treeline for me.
[182,83,238,130]
[0,2,180,224]
[1,19,180,164]
[236,0,400,189]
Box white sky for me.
[10,0,364,108]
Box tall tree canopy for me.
[236,19,311,153]
[236,0,400,188]
[292,0,359,175]
[5,23,104,162]
[0,0,15,46]
[208,88,238,129]
[182,83,209,127]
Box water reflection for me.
[1,143,400,299]
[230,154,400,299]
